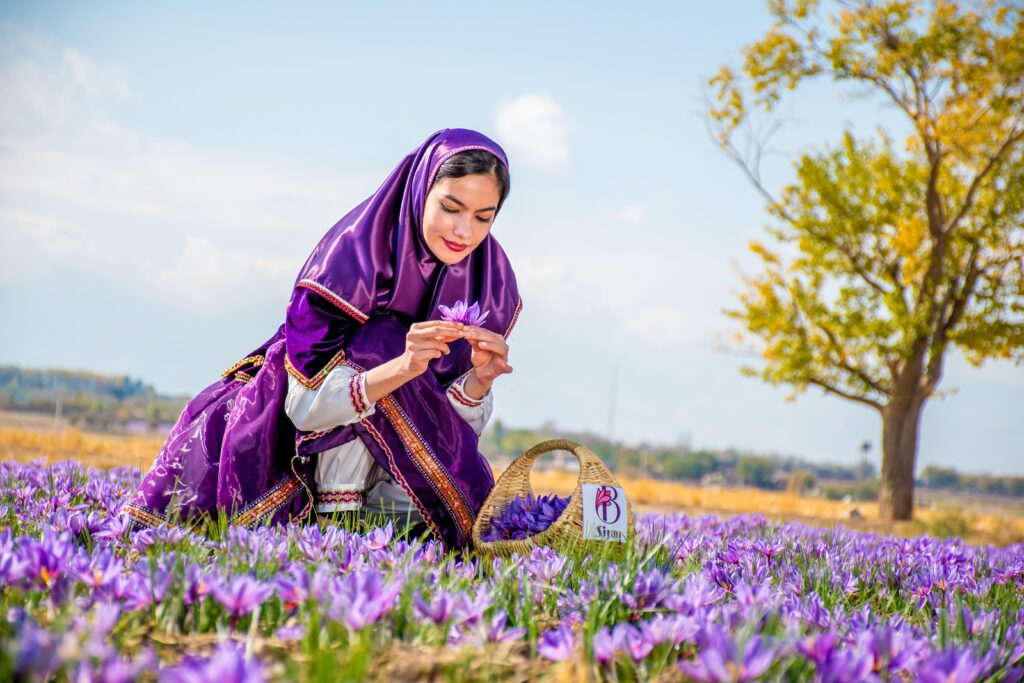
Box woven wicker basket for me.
[472,438,635,558]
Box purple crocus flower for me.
[73,549,125,592]
[679,627,776,682]
[451,610,526,646]
[329,569,402,631]
[592,626,623,665]
[916,648,995,683]
[185,564,221,606]
[10,619,61,682]
[365,520,394,552]
[437,299,489,326]
[414,590,461,625]
[537,623,575,662]
[481,493,570,542]
[211,575,274,627]
[161,642,266,683]
[622,624,654,662]
[623,567,673,611]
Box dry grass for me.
[521,468,1024,547]
[0,426,162,471]
[3,426,1022,546]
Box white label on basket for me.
[581,484,627,542]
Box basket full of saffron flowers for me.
[472,439,635,558]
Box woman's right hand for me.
[397,321,464,377]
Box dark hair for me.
[431,149,510,211]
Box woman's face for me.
[422,173,501,265]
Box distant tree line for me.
[480,419,1024,500]
[0,366,187,432]
[919,465,1024,498]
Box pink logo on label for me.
[594,485,621,524]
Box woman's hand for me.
[461,325,513,385]
[397,321,464,378]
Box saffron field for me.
[1,437,1023,681]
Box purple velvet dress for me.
[125,129,523,550]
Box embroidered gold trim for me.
[361,418,445,546]
[296,279,370,324]
[124,503,166,529]
[231,476,302,528]
[234,371,253,384]
[377,395,475,542]
[285,348,347,390]
[221,355,264,379]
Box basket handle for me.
[500,438,617,488]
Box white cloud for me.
[513,241,732,347]
[0,23,359,308]
[151,235,295,311]
[0,207,101,262]
[494,94,569,169]
[609,204,648,225]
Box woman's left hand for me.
[461,325,513,384]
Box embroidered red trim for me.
[317,489,364,506]
[503,297,523,340]
[295,279,370,324]
[448,378,484,407]
[348,372,369,414]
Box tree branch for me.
[807,377,884,413]
[923,241,983,393]
[813,316,890,396]
[946,124,1024,235]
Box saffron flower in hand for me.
[438,299,489,326]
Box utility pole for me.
[860,440,871,481]
[53,376,63,434]
[606,362,618,443]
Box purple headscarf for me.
[285,128,523,390]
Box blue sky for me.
[1,2,1021,475]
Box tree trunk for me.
[878,394,925,520]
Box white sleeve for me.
[285,365,376,433]
[446,373,494,436]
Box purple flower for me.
[365,520,394,551]
[452,610,526,646]
[211,575,274,626]
[185,564,221,606]
[73,549,125,592]
[621,624,654,662]
[414,590,461,625]
[623,567,673,611]
[537,623,575,662]
[481,493,570,542]
[679,627,776,682]
[10,619,61,681]
[329,569,402,631]
[437,299,489,326]
[162,642,266,683]
[592,626,623,665]
[916,648,994,683]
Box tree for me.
[708,0,1024,520]
[787,469,818,495]
[736,455,777,488]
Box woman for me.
[124,128,523,550]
